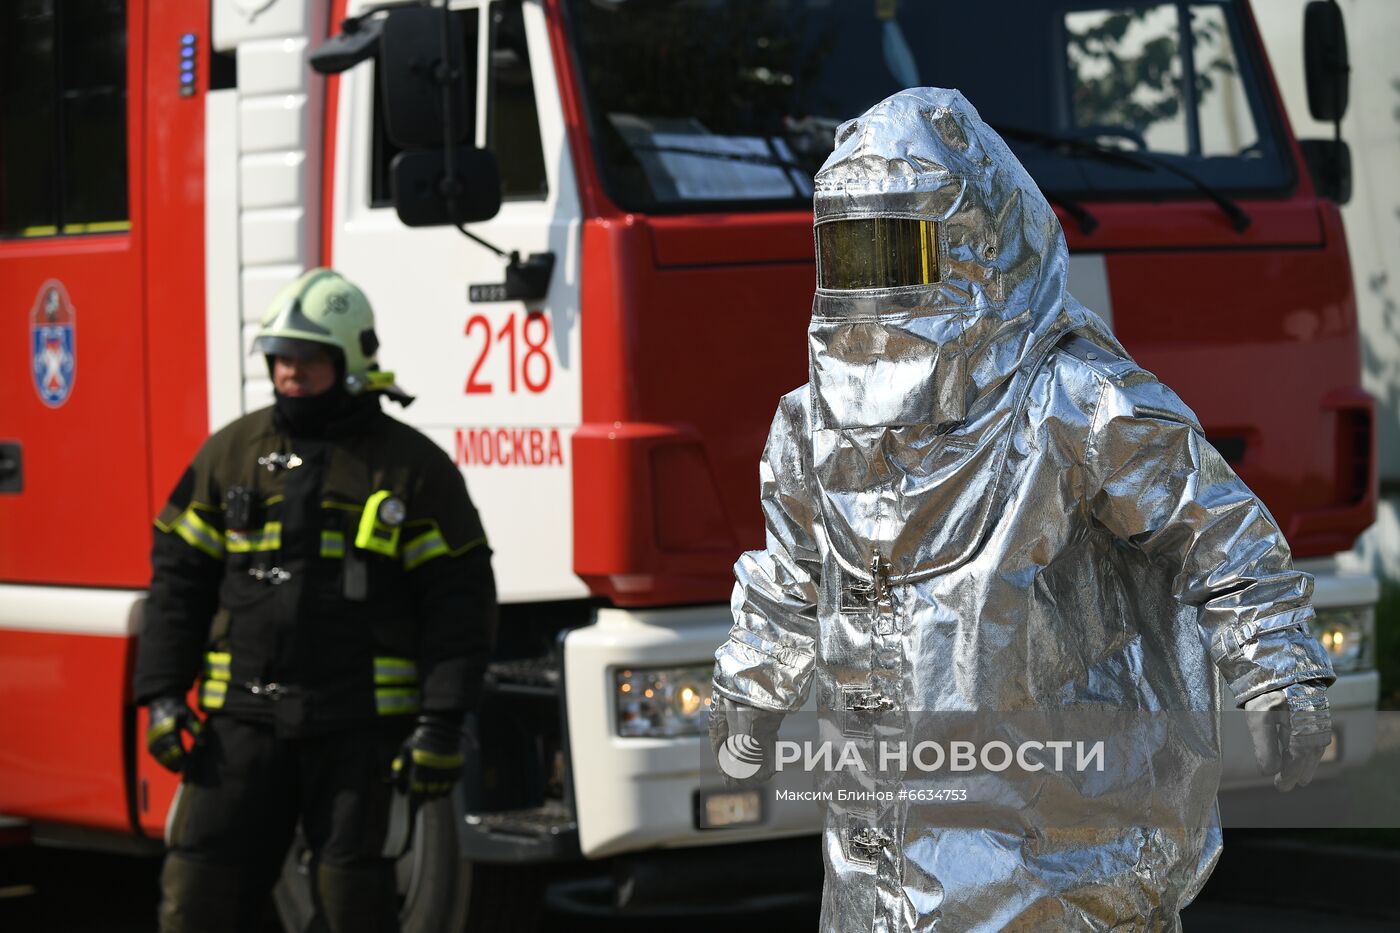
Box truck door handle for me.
[469,252,556,303]
[0,441,21,494]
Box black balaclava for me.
[269,350,380,439]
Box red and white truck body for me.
[0,0,1381,902]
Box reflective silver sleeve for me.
[713,391,820,713]
[1085,373,1337,707]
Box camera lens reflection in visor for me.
[816,217,941,290]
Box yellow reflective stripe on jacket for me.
[375,687,420,715]
[205,651,231,681]
[373,656,418,686]
[401,523,486,571]
[355,490,401,557]
[171,507,225,559]
[201,650,231,709]
[321,530,345,558]
[226,521,282,554]
[200,680,228,709]
[402,528,450,570]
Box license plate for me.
[696,789,763,829]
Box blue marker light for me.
[179,34,199,96]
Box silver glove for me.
[1243,681,1332,792]
[708,691,784,787]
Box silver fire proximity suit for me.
[711,88,1336,931]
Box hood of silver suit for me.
[809,87,1117,433]
[807,88,1123,580]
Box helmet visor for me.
[815,217,941,291]
[255,335,336,361]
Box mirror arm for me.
[436,3,464,226]
[430,1,510,263]
[417,1,553,299]
[429,2,534,275]
[1330,0,1345,147]
[453,222,510,260]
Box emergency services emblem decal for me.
[30,279,77,408]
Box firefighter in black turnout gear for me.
[134,268,498,933]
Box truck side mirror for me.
[1304,0,1350,123]
[380,6,471,149]
[391,148,502,227]
[1299,138,1352,204]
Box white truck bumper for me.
[566,560,1379,854]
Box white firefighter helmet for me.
[254,268,410,401]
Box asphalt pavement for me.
[2,831,1398,932]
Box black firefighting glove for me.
[708,691,784,788]
[1244,681,1333,792]
[146,695,204,773]
[390,713,464,801]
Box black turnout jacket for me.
[134,395,498,735]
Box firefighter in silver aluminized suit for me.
[710,88,1336,931]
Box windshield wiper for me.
[1041,188,1099,236]
[992,124,1252,234]
[993,124,1152,172]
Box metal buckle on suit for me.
[847,554,893,607]
[848,825,892,863]
[846,691,895,712]
[248,566,292,584]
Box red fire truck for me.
[0,0,1379,929]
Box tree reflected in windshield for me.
[565,0,1290,212]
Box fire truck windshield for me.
[565,0,1293,214]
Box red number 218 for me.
[465,311,552,395]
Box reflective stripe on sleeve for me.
[201,651,231,710]
[226,522,282,554]
[200,680,228,710]
[205,651,231,681]
[373,656,418,686]
[402,528,450,570]
[321,530,345,558]
[172,508,225,559]
[375,687,421,715]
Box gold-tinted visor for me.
[816,217,941,290]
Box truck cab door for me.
[0,2,150,588]
[328,0,585,603]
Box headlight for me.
[1313,605,1374,673]
[615,664,714,737]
